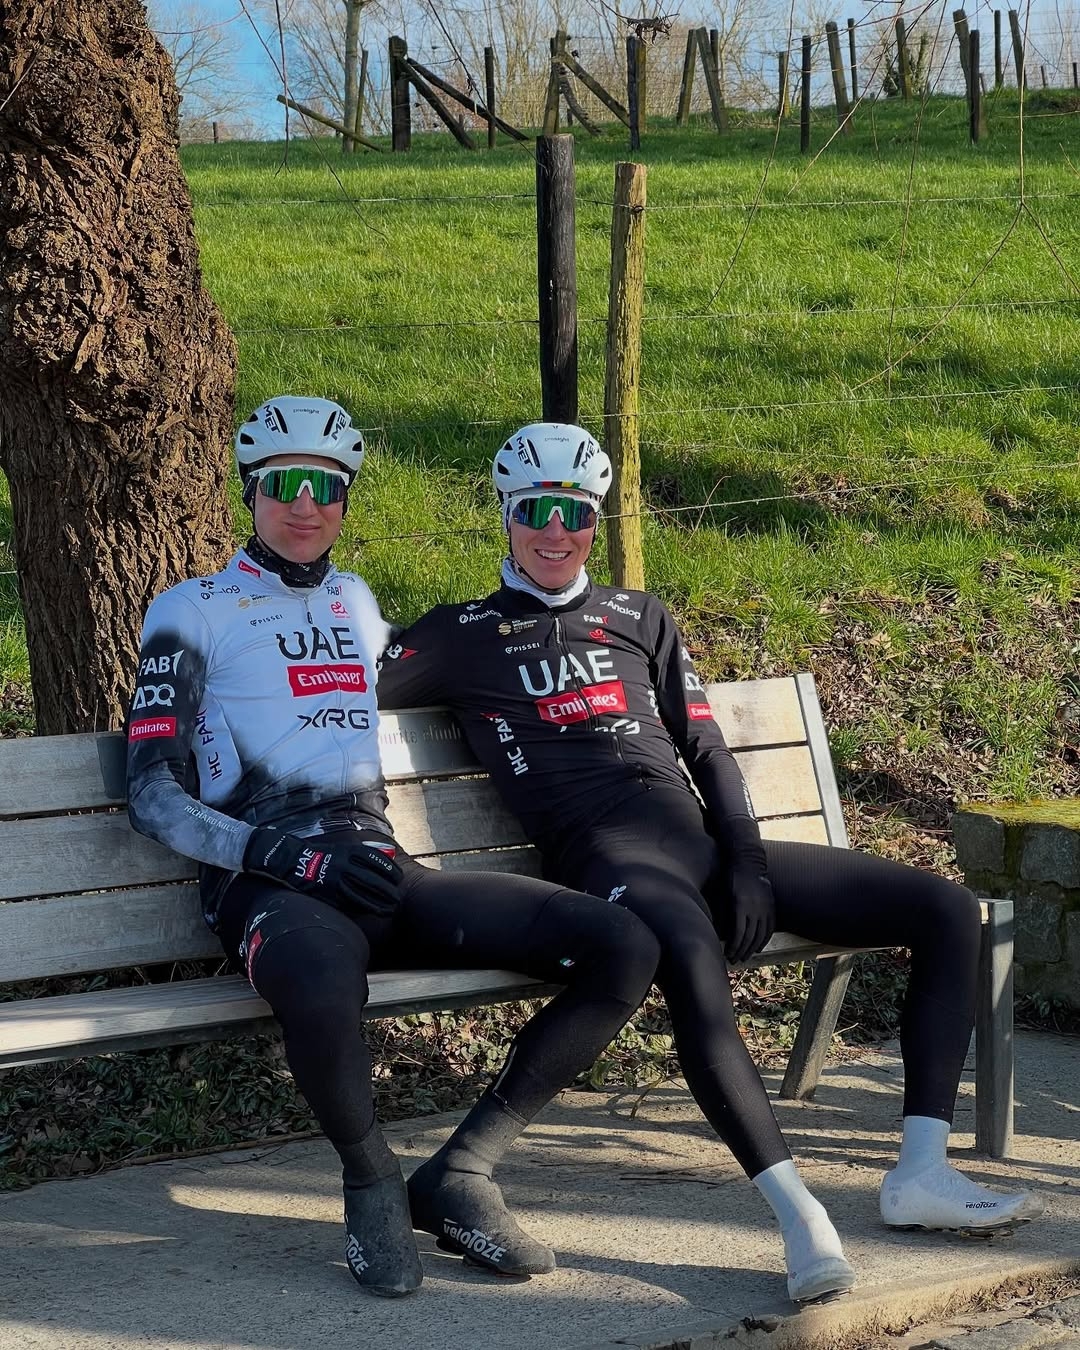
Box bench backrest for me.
[0,675,846,985]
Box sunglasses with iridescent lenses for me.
[253,464,350,506]
[510,494,599,532]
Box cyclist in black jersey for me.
[377,421,1042,1305]
[125,399,660,1298]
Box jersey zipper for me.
[552,612,629,767]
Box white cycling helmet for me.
[492,422,612,504]
[235,396,365,480]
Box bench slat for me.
[0,926,864,1067]
[0,679,810,820]
[0,814,829,980]
[0,750,824,902]
[0,969,563,1069]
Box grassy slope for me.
[183,92,1080,817]
[3,93,1080,1184]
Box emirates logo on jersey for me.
[287,664,369,696]
[128,717,177,740]
[330,600,349,618]
[535,681,627,725]
[687,702,714,720]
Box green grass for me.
[4,92,1080,792]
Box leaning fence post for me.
[536,135,578,423]
[605,161,646,593]
[800,35,812,152]
[1008,9,1025,88]
[389,35,411,152]
[954,9,972,90]
[825,21,852,131]
[356,47,369,140]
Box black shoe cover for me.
[343,1172,423,1297]
[407,1157,555,1276]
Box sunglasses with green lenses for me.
[510,494,598,532]
[254,464,350,506]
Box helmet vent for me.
[239,432,255,445]
[271,406,289,434]
[322,413,338,438]
[525,439,540,467]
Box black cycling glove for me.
[244,826,403,917]
[725,865,776,965]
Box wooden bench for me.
[0,674,1015,1157]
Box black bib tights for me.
[547,788,982,1179]
[218,852,660,1165]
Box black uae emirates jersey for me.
[377,582,766,872]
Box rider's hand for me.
[725,866,776,964]
[243,826,403,917]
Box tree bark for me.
[343,0,362,152]
[0,0,236,735]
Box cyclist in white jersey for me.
[126,398,660,1298]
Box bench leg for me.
[780,953,856,1100]
[975,898,1014,1160]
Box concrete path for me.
[1,1031,1078,1350]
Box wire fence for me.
[3,5,1079,581]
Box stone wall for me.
[953,801,1080,1012]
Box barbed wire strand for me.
[342,458,1080,547]
[230,296,1080,335]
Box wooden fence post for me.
[696,27,728,131]
[954,10,971,90]
[485,46,497,148]
[544,38,561,135]
[1040,64,1048,87]
[554,31,571,125]
[389,36,411,152]
[605,161,646,593]
[825,21,852,130]
[778,49,790,119]
[536,135,578,423]
[895,17,913,99]
[848,18,858,100]
[994,10,1003,87]
[677,29,696,124]
[626,34,646,146]
[1008,10,1025,88]
[356,47,369,141]
[1074,61,1078,87]
[969,30,986,140]
[212,120,219,143]
[626,36,640,150]
[800,35,812,152]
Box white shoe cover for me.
[783,1214,857,1303]
[880,1163,1044,1232]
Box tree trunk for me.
[0,0,237,735]
[343,0,362,153]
